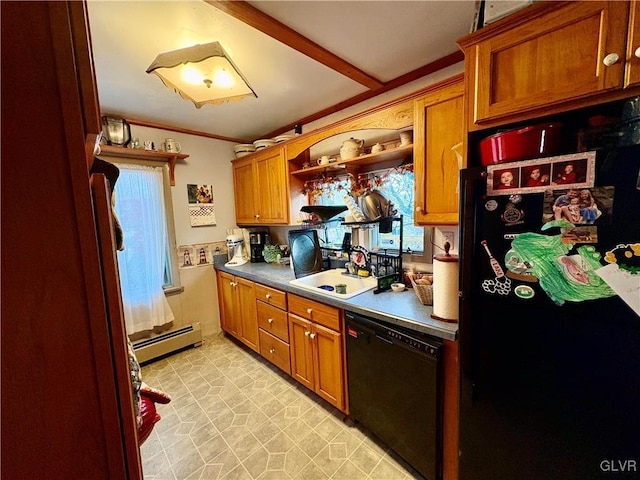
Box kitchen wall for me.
[128,125,237,338]
[127,62,463,337]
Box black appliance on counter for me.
[458,146,640,480]
[249,231,268,263]
[288,229,323,278]
[345,311,442,479]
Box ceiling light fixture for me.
[146,41,256,108]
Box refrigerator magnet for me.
[501,202,525,225]
[514,285,535,299]
[484,199,498,211]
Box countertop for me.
[214,259,458,341]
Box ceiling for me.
[87,1,477,143]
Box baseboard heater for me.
[133,323,203,363]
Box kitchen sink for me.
[289,268,377,299]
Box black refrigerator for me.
[458,146,640,480]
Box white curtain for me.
[114,164,174,334]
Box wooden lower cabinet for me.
[258,329,291,374]
[216,271,259,352]
[256,284,290,374]
[288,295,345,412]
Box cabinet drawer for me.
[259,329,291,375]
[288,294,341,332]
[255,284,287,310]
[257,301,289,342]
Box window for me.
[110,160,179,334]
[112,161,180,290]
[308,166,424,253]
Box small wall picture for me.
[187,183,216,226]
[188,184,213,204]
[178,245,196,268]
[486,151,596,195]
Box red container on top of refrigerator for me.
[479,122,563,166]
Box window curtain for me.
[114,164,174,334]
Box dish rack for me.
[342,216,404,292]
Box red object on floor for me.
[138,385,171,446]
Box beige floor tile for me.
[283,445,312,477]
[141,335,422,480]
[332,459,369,480]
[171,450,205,480]
[242,446,270,478]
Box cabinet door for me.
[255,150,289,224]
[232,156,257,225]
[414,77,465,225]
[217,271,240,338]
[288,314,315,390]
[468,1,628,125]
[626,0,640,88]
[237,277,258,352]
[312,322,344,411]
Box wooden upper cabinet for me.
[459,1,634,130]
[413,75,465,226]
[626,0,640,88]
[232,147,289,225]
[232,156,259,225]
[255,149,288,224]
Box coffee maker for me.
[249,231,269,262]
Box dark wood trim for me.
[48,6,133,478]
[98,145,189,186]
[91,174,143,475]
[69,1,102,149]
[125,117,250,144]
[205,0,384,89]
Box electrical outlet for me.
[442,231,454,247]
[438,228,457,254]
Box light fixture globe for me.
[146,42,256,108]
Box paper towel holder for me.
[430,243,459,324]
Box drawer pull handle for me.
[269,348,275,354]
[230,281,237,287]
[416,206,423,212]
[603,52,619,67]
[635,46,640,59]
[265,293,271,299]
[309,333,316,339]
[306,308,313,314]
[304,331,311,336]
[268,318,274,324]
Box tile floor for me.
[140,333,425,480]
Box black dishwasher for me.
[345,311,442,480]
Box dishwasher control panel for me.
[384,328,440,356]
[346,311,441,359]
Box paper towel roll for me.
[431,254,459,323]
